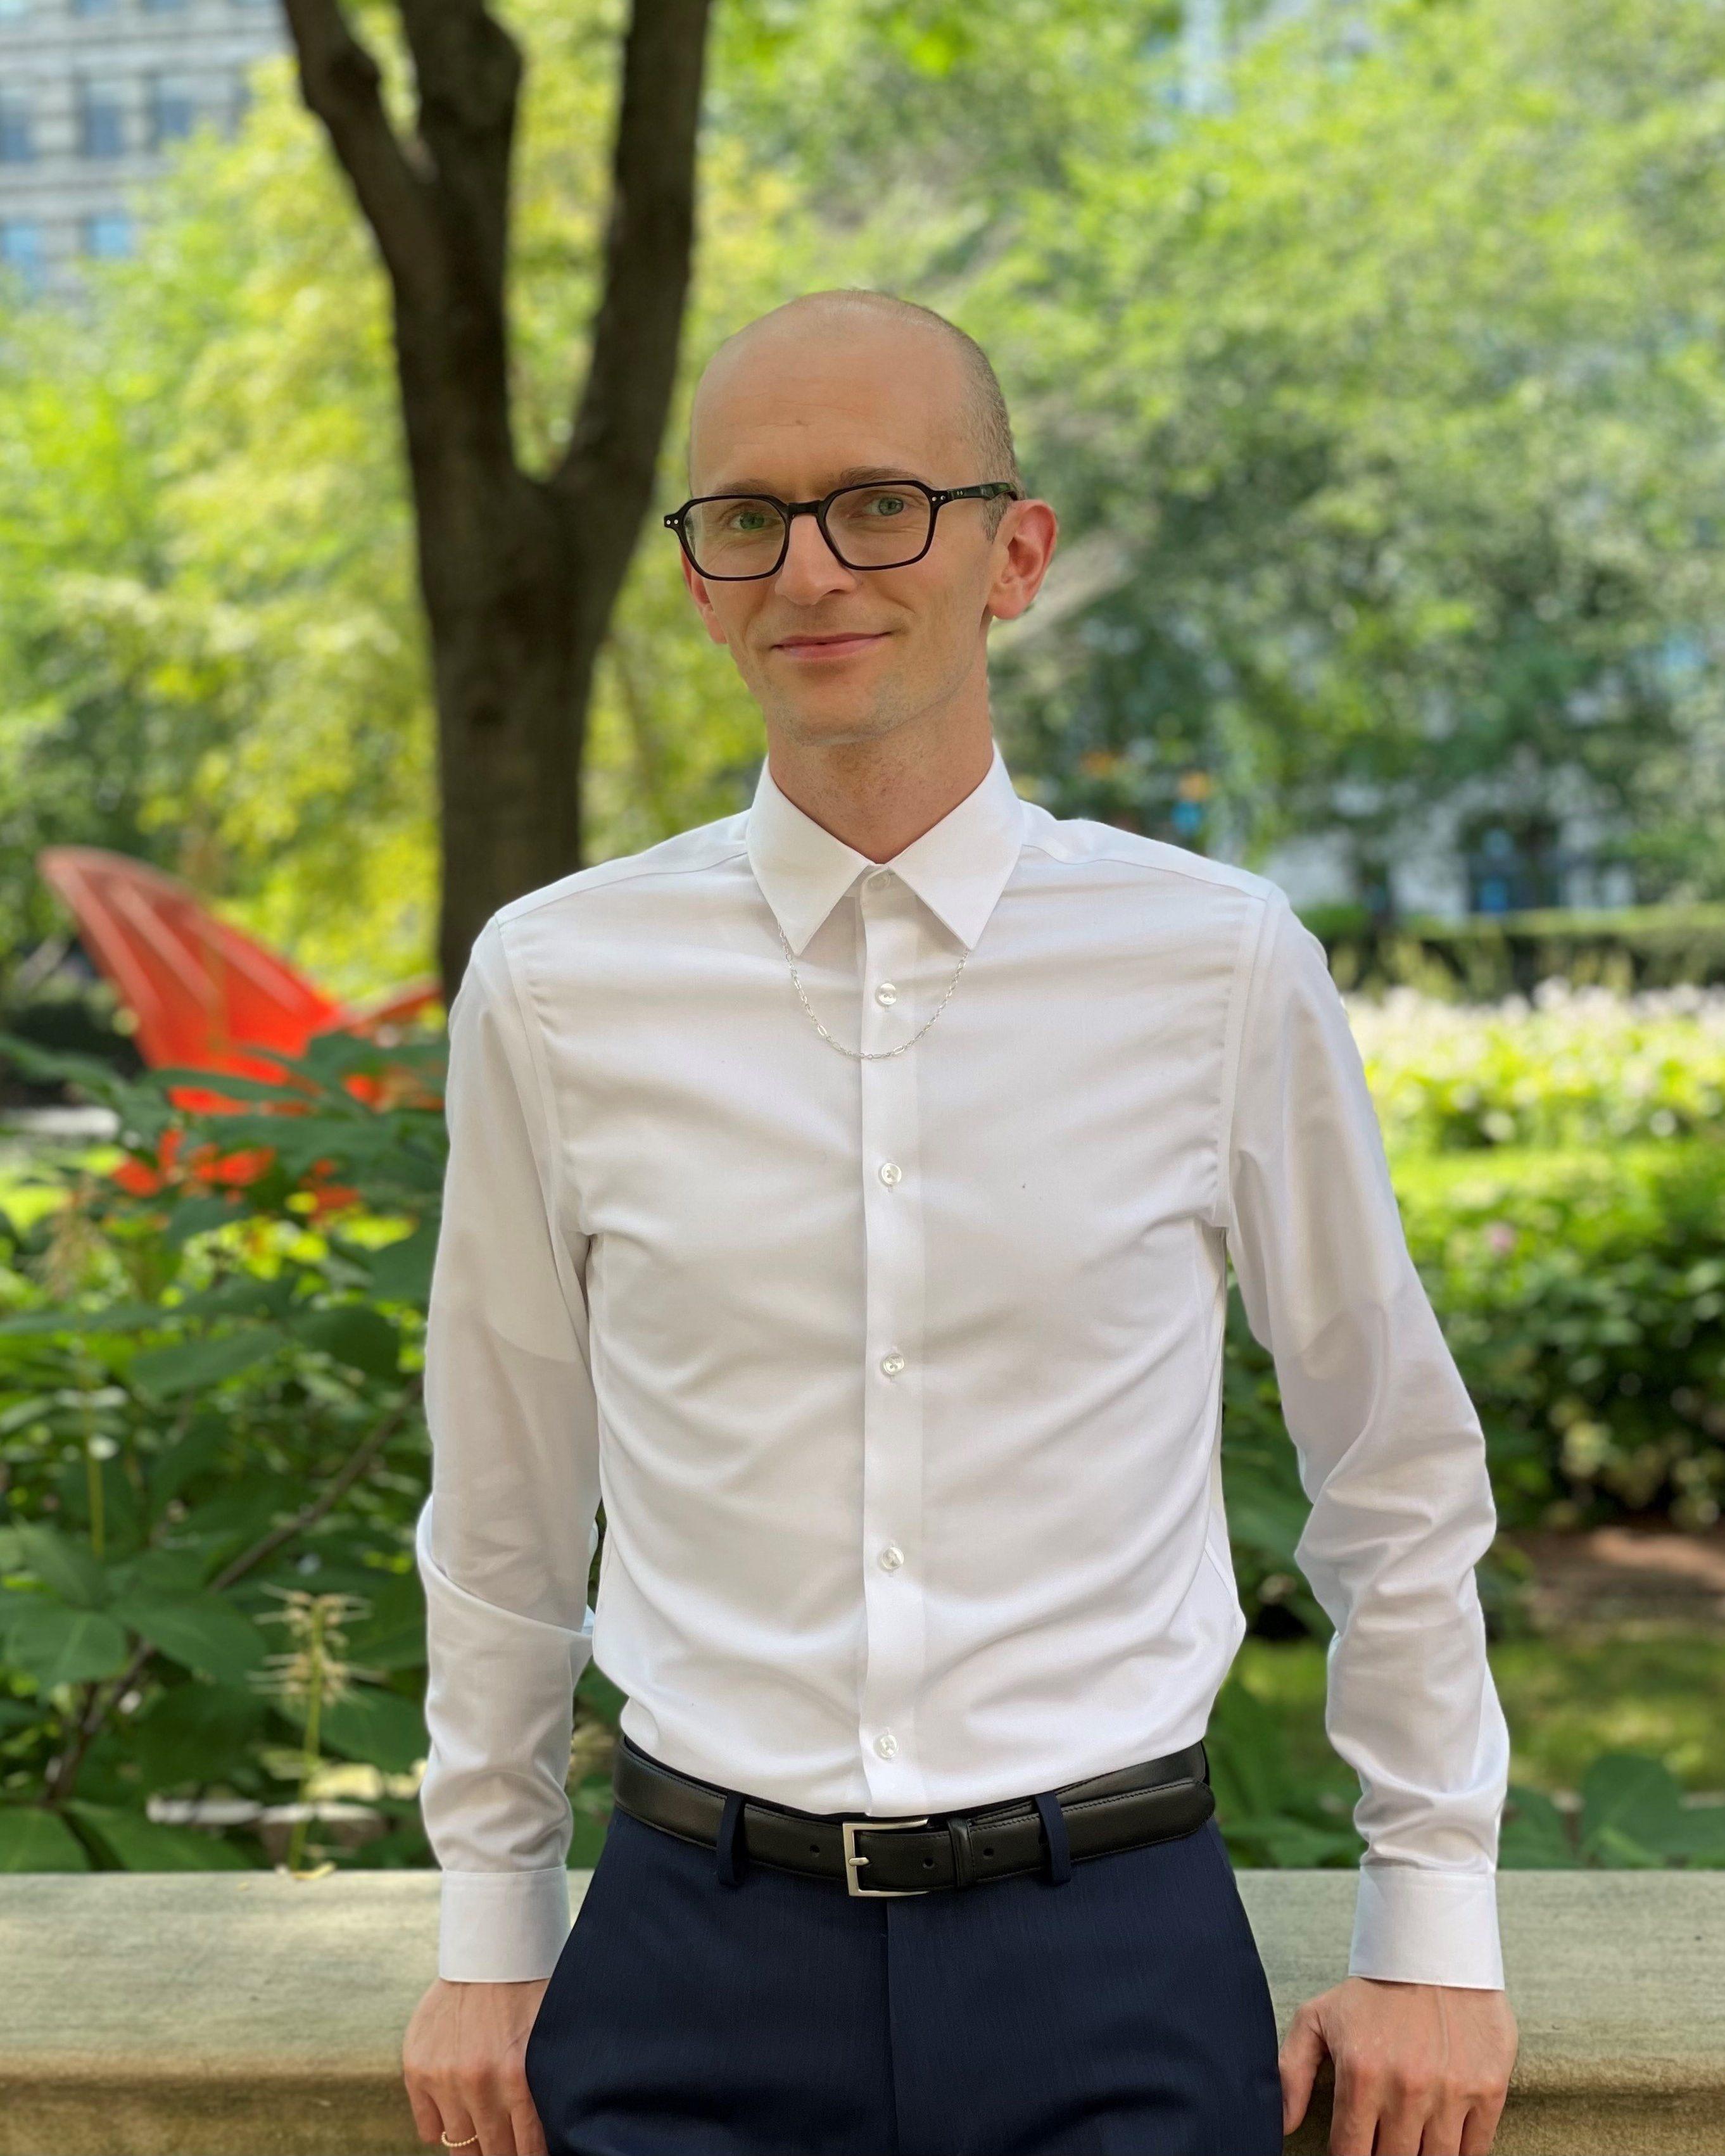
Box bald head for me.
[685,289,1021,537]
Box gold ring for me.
[440,2132,480,2150]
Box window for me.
[1462,817,1562,916]
[0,92,32,164]
[149,74,198,146]
[77,78,127,157]
[0,218,46,294]
[80,208,133,258]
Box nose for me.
[773,506,861,600]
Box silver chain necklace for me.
[778,923,970,1059]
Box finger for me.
[1279,2008,1326,2135]
[1326,2072,1382,2156]
[1460,2090,1508,2155]
[1419,2095,1474,2155]
[511,2090,550,2156]
[433,2112,481,2153]
[403,2081,447,2145]
[471,2090,520,2156]
[1372,2082,1436,2156]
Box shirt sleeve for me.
[415,911,603,1983]
[1219,887,1510,1989]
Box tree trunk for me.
[281,0,713,997]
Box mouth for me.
[773,632,891,662]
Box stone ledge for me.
[1,1867,1719,2155]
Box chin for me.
[769,698,893,748]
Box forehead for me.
[689,315,970,496]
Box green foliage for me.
[1315,904,1725,999]
[1398,1142,1725,1528]
[1350,983,1725,1153]
[1500,1752,1725,1869]
[978,0,1725,895]
[0,1028,448,1873]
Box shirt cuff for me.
[438,1865,572,1983]
[1347,1862,1505,1990]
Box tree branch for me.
[552,0,714,551]
[392,0,525,464]
[281,0,443,316]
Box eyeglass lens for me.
[683,484,932,577]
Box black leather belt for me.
[610,1733,1214,1896]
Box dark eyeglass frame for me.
[662,478,1022,581]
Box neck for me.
[763,717,995,864]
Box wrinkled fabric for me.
[418,738,1508,1987]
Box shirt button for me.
[878,1544,904,1571]
[868,869,892,890]
[879,1350,905,1377]
[878,1161,902,1186]
[874,1731,899,1758]
[874,981,899,1006]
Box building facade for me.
[0,0,284,297]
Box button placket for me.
[856,871,929,1811]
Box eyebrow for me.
[701,465,929,497]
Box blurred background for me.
[0,0,1720,1884]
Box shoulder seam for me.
[1210,885,1284,1235]
[1018,828,1273,897]
[498,833,750,922]
[491,914,596,1267]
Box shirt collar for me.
[745,739,1029,957]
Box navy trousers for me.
[524,1763,1286,2156]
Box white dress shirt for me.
[415,737,1510,1988]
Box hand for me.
[1279,1975,1518,2155]
[403,1976,551,2156]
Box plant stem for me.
[43,1379,420,1805]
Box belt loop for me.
[716,1790,747,1888]
[946,1814,976,1890]
[1033,1790,1073,1885]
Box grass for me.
[1229,1624,1725,1797]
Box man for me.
[402,288,1519,2156]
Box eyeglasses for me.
[662,478,1021,581]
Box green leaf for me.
[130,1327,280,1397]
[1498,1786,1579,1868]
[64,1800,258,1871]
[144,1413,231,1508]
[295,1303,401,1379]
[1586,1822,1670,1869]
[5,1599,130,1687]
[127,1681,269,1793]
[342,1569,427,1672]
[6,1523,110,1608]
[278,1683,427,1774]
[0,1806,93,1871]
[162,1194,247,1247]
[361,1221,436,1304]
[111,1587,271,1682]
[0,1301,174,1338]
[107,1546,209,1598]
[1659,1805,1725,1863]
[1579,1751,1687,1860]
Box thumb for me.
[1278,2001,1329,2136]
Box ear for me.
[983,498,1059,626]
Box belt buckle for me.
[840,1813,931,1897]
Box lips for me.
[774,632,890,657]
